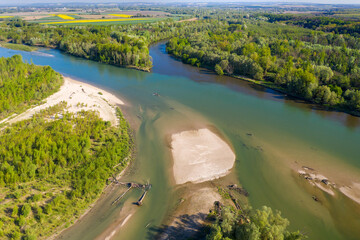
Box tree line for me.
[1,19,179,71]
[261,13,360,38]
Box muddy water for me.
[1,43,360,240]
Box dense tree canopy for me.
[0,104,132,239]
[206,204,305,240]
[0,55,62,120]
[165,17,360,114]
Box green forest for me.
[206,204,305,240]
[165,16,360,115]
[0,104,132,239]
[0,55,62,120]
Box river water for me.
[1,43,360,240]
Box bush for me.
[21,204,31,218]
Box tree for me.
[215,64,224,75]
[344,89,360,111]
[21,204,31,218]
[314,65,334,84]
[11,206,18,218]
[313,86,339,105]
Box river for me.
[1,43,360,240]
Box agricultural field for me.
[108,14,132,18]
[0,10,171,24]
[39,18,165,26]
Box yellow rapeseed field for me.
[0,16,13,18]
[40,18,146,25]
[109,14,133,18]
[56,14,75,20]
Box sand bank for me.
[340,183,360,205]
[5,77,124,126]
[298,168,360,204]
[171,128,235,185]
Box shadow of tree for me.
[147,213,209,240]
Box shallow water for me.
[1,43,360,240]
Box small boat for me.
[153,92,160,96]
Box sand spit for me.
[340,183,360,205]
[171,128,235,185]
[298,168,360,204]
[298,169,336,196]
[5,77,124,126]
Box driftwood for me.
[112,187,132,205]
[109,175,152,206]
[136,191,148,206]
[228,192,243,211]
[227,184,249,197]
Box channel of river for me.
[1,42,360,240]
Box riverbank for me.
[1,42,152,72]
[229,74,360,118]
[0,41,38,52]
[165,48,360,118]
[2,76,124,126]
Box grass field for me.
[38,16,63,21]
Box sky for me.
[0,0,360,5]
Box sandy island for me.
[3,77,124,126]
[171,128,236,185]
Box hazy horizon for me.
[1,0,360,6]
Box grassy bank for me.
[0,42,37,52]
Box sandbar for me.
[340,183,360,205]
[171,128,235,184]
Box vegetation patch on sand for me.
[171,128,235,184]
[0,42,37,52]
[0,105,131,240]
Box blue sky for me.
[0,0,359,5]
